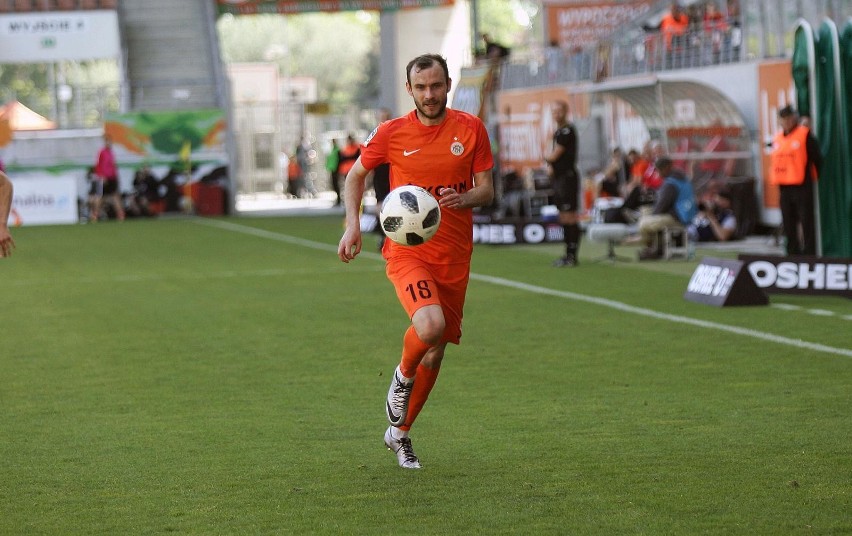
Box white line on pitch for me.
[196,219,852,359]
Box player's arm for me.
[0,171,15,258]
[439,169,494,210]
[544,144,565,166]
[337,157,370,263]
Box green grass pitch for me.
[1,216,850,534]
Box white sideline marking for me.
[197,219,852,359]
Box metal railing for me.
[500,23,743,91]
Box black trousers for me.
[779,181,816,255]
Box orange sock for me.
[399,363,440,431]
[399,325,432,378]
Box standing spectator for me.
[287,151,305,198]
[90,134,125,222]
[637,156,697,260]
[769,105,822,255]
[0,170,14,258]
[545,100,582,267]
[703,1,728,64]
[336,134,360,207]
[658,2,689,68]
[545,39,563,82]
[337,53,494,469]
[370,108,393,250]
[325,139,340,204]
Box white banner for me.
[0,10,119,63]
[10,176,78,226]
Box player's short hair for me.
[779,105,797,118]
[406,54,449,86]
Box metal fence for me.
[500,24,743,91]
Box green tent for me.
[793,19,852,257]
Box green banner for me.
[792,20,852,257]
[104,109,226,157]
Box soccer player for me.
[0,171,15,258]
[337,53,494,469]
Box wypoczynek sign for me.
[738,255,852,299]
[684,257,768,307]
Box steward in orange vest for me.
[769,106,822,255]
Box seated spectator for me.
[612,143,661,223]
[637,156,697,260]
[688,188,737,242]
[598,147,629,198]
[126,165,160,217]
[497,168,529,219]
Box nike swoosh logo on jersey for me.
[403,149,421,156]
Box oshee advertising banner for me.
[9,176,78,227]
[217,0,453,15]
[104,109,226,157]
[739,255,852,298]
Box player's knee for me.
[413,311,445,346]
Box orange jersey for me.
[361,109,494,264]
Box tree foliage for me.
[217,12,378,109]
[216,3,539,109]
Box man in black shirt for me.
[544,100,581,267]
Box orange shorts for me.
[386,258,470,345]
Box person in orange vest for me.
[287,154,304,198]
[658,2,689,67]
[769,105,822,255]
[336,134,361,206]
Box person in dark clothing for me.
[545,100,582,267]
[688,188,737,242]
[371,109,393,250]
[481,33,510,61]
[127,165,160,217]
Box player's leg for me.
[779,187,799,254]
[385,262,442,426]
[111,193,125,221]
[553,173,581,267]
[797,183,816,255]
[399,263,467,431]
[90,180,104,222]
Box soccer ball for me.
[379,185,441,246]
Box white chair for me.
[587,222,633,263]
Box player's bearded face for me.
[407,65,450,123]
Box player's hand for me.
[338,227,361,263]
[438,187,464,210]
